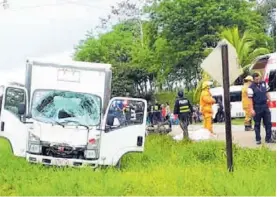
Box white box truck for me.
[0,58,147,167]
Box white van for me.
[0,58,147,168]
[250,52,276,141]
[210,85,245,120]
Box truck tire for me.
[115,159,121,169]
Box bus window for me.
[230,91,242,102]
[268,70,276,92]
[213,95,223,103]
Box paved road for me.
[168,124,276,150]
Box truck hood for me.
[30,121,94,146]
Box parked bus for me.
[210,85,245,121]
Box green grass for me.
[231,118,245,125]
[0,135,275,196]
[193,118,244,125]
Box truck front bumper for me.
[26,153,99,168]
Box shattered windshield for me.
[31,90,101,126]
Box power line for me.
[1,2,68,11]
[1,0,111,11]
[62,0,110,11]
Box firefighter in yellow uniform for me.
[241,75,254,131]
[200,81,216,133]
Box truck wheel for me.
[115,159,121,169]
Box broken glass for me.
[31,90,101,126]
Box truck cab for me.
[0,59,148,167]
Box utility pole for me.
[221,44,234,172]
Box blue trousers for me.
[253,105,272,141]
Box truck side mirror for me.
[18,103,26,115]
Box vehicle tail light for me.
[265,74,269,83]
[88,138,96,144]
[268,100,276,108]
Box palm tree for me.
[193,26,270,103]
[221,26,270,70]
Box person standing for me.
[165,102,172,129]
[161,104,166,121]
[200,81,216,133]
[216,98,224,123]
[242,75,254,131]
[174,90,193,138]
[147,102,154,126]
[153,100,161,124]
[248,73,274,144]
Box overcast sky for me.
[0,0,118,84]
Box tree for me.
[221,26,270,84]
[221,26,270,68]
[75,0,273,99]
[255,0,276,51]
[75,22,153,97]
[148,0,269,88]
[193,26,271,102]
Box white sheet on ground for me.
[189,128,217,141]
[172,128,217,141]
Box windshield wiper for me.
[60,120,90,130]
[51,121,65,128]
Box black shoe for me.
[245,126,253,131]
[265,139,275,144]
[256,140,261,145]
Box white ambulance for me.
[0,58,147,168]
[250,52,276,141]
[210,85,245,121]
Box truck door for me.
[0,86,28,157]
[99,97,147,166]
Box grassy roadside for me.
[192,118,244,125]
[0,135,275,196]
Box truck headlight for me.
[28,144,41,154]
[28,133,41,153]
[29,133,40,142]
[84,150,96,159]
[85,138,98,159]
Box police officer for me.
[153,100,161,124]
[147,102,154,126]
[248,73,274,144]
[173,90,193,138]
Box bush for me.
[0,136,275,196]
[155,90,196,108]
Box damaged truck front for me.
[0,58,147,167]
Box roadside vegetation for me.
[0,135,275,196]
[75,0,276,101]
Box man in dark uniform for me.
[248,73,274,144]
[174,90,193,138]
[147,102,154,126]
[153,100,161,125]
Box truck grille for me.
[41,143,86,159]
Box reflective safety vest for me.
[178,99,190,113]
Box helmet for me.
[177,90,184,98]
[244,75,253,82]
[202,81,212,89]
